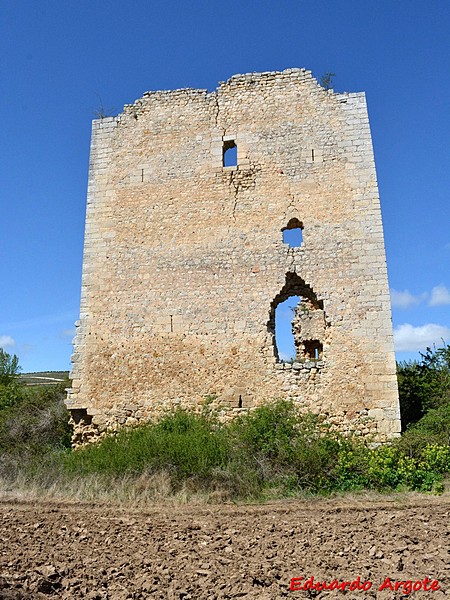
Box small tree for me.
[0,348,22,409]
[397,360,426,429]
[419,343,450,410]
[93,94,116,120]
[320,72,336,91]
[0,348,20,386]
[398,342,450,430]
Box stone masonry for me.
[67,68,401,444]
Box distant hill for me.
[19,371,70,386]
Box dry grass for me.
[0,470,235,507]
[1,472,448,513]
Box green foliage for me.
[0,350,72,484]
[229,401,344,494]
[412,402,450,440]
[64,400,449,499]
[0,381,72,456]
[230,400,299,461]
[397,343,450,430]
[0,381,23,411]
[65,410,229,489]
[0,348,20,385]
[0,350,72,480]
[1,376,449,501]
[0,348,22,410]
[336,442,448,493]
[420,344,450,409]
[338,386,450,494]
[396,402,450,458]
[397,360,426,428]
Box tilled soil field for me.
[0,495,448,599]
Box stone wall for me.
[67,68,401,444]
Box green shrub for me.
[411,403,450,440]
[0,381,23,410]
[228,401,345,494]
[0,382,72,455]
[229,400,300,463]
[63,400,450,499]
[65,410,230,489]
[396,402,450,459]
[420,443,450,472]
[398,343,450,430]
[336,442,449,493]
[1,391,448,501]
[0,380,72,484]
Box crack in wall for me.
[283,193,296,223]
[227,165,260,220]
[212,92,220,128]
[229,170,239,221]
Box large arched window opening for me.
[268,272,325,363]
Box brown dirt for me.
[0,495,448,599]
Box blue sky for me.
[0,0,449,372]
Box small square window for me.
[304,340,323,360]
[282,218,304,248]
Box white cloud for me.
[390,289,423,309]
[429,285,450,307]
[394,323,450,352]
[0,335,15,349]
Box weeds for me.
[65,410,230,487]
[0,394,449,503]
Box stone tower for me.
[67,68,401,444]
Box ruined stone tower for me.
[67,68,401,444]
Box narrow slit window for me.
[223,140,237,167]
[282,218,303,248]
[274,295,300,362]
